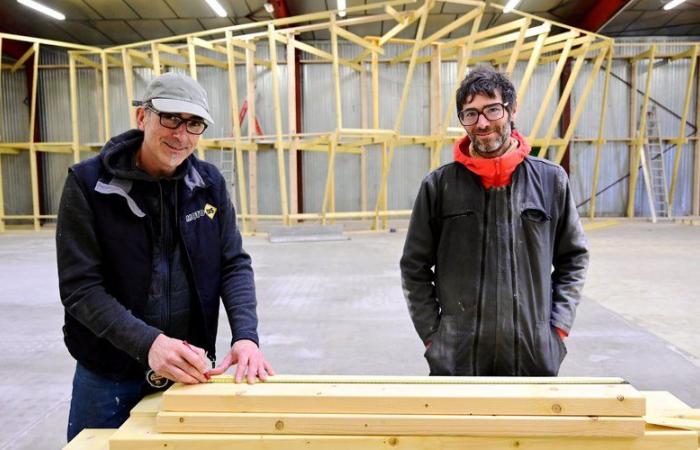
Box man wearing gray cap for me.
[56,72,273,441]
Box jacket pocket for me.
[425,315,474,376]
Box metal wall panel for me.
[1,65,32,216]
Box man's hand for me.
[147,334,210,384]
[207,339,275,384]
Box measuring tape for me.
[207,374,627,385]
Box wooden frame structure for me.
[0,0,699,232]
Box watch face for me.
[145,369,170,389]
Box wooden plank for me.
[11,45,35,73]
[161,381,645,416]
[590,45,614,218]
[62,428,113,450]
[267,24,289,224]
[100,52,111,139]
[129,392,163,418]
[157,411,644,437]
[334,25,384,54]
[28,43,40,230]
[246,46,259,230]
[68,53,80,164]
[109,417,699,450]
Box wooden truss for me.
[0,1,699,231]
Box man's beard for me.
[468,123,512,158]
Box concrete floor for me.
[0,221,699,449]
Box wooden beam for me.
[668,44,697,215]
[71,53,101,70]
[505,18,531,76]
[11,45,35,73]
[68,53,80,164]
[121,49,136,129]
[516,26,550,106]
[157,411,644,437]
[553,44,607,163]
[589,46,614,218]
[287,35,298,223]
[333,25,384,55]
[161,381,646,416]
[150,43,161,76]
[246,46,259,230]
[100,52,111,139]
[694,52,700,216]
[225,30,248,234]
[627,46,655,218]
[389,7,482,64]
[0,38,4,231]
[28,42,40,230]
[267,24,289,224]
[527,36,575,144]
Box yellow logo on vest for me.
[204,203,217,220]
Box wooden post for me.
[516,26,550,108]
[186,37,205,160]
[267,24,289,225]
[28,43,40,230]
[121,48,136,129]
[430,43,442,170]
[505,18,531,77]
[553,41,606,163]
[245,46,259,230]
[359,62,368,212]
[287,34,298,223]
[101,51,111,140]
[668,45,697,216]
[373,1,433,229]
[69,52,80,164]
[694,51,700,216]
[589,45,613,218]
[0,37,4,231]
[528,36,575,146]
[225,31,249,234]
[627,46,655,218]
[151,42,161,76]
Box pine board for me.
[108,417,697,450]
[62,428,113,450]
[156,411,644,437]
[161,381,645,416]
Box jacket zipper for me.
[159,181,171,334]
[506,186,520,374]
[472,189,489,374]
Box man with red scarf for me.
[400,66,589,376]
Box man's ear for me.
[136,107,146,131]
[509,100,517,122]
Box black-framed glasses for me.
[457,102,509,126]
[146,105,208,135]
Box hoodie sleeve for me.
[400,174,441,343]
[56,171,162,364]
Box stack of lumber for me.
[64,375,700,450]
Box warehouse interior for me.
[0,0,699,449]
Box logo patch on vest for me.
[185,203,217,223]
[204,203,217,219]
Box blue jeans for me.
[67,363,157,442]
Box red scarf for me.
[453,130,530,189]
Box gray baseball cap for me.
[133,72,214,125]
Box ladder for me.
[639,104,669,222]
[219,142,238,211]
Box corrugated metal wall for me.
[2,38,698,220]
[1,60,32,216]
